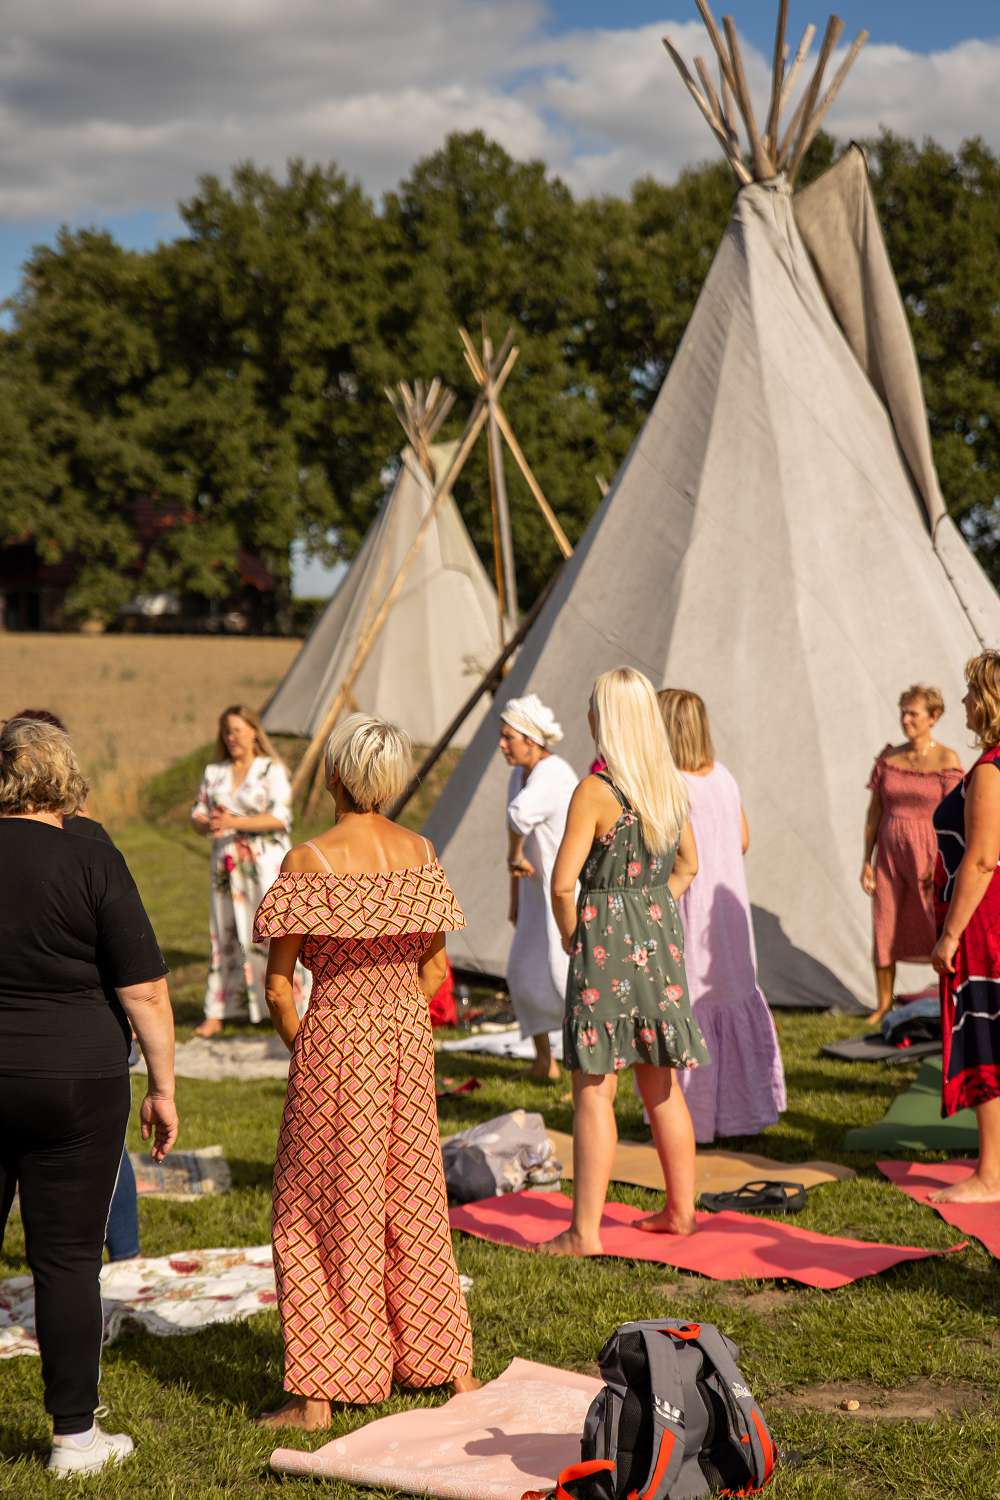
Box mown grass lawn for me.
[1,820,998,1498]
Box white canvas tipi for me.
[426,33,1000,1009]
[264,441,500,748]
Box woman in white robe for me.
[500,695,577,1082]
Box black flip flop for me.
[699,1180,808,1215]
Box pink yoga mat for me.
[269,1357,600,1497]
[878,1160,1000,1259]
[449,1192,967,1289]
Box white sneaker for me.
[45,1423,135,1478]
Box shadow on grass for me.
[228,1157,276,1190]
[782,1066,911,1097]
[111,1319,284,1411]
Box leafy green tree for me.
[867,132,1000,572]
[165,159,390,557]
[0,165,389,620]
[379,132,617,602]
[0,232,167,619]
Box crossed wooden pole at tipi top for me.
[663,1,868,187]
[291,328,573,811]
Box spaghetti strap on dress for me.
[563,773,708,1074]
[303,839,334,874]
[254,861,471,1403]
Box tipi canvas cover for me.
[265,442,500,748]
[427,148,1000,1010]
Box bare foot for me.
[865,1008,892,1028]
[636,1209,697,1236]
[524,1063,561,1084]
[929,1173,1000,1205]
[193,1018,224,1039]
[256,1396,332,1431]
[537,1228,603,1256]
[451,1372,482,1395]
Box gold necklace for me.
[909,739,936,763]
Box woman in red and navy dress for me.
[931,651,1000,1204]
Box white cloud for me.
[0,2,998,220]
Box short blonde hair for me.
[591,668,688,854]
[965,651,1000,749]
[899,683,945,721]
[657,688,715,773]
[324,713,412,812]
[0,717,89,816]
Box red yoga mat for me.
[878,1160,1000,1259]
[449,1191,967,1289]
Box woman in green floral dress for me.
[544,667,707,1256]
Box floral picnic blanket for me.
[0,1245,277,1359]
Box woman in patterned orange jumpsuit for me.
[253,714,475,1430]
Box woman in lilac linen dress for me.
[658,690,785,1143]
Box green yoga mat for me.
[844,1058,979,1152]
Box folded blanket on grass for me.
[135,1035,290,1081]
[270,1357,600,1495]
[879,1160,1000,1260]
[130,1145,231,1199]
[545,1132,853,1195]
[843,1059,979,1152]
[449,1191,967,1289]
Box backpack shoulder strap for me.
[689,1325,777,1491]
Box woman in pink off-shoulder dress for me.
[862,684,963,1024]
[253,714,474,1432]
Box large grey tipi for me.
[426,6,1000,1009]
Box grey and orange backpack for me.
[546,1319,776,1500]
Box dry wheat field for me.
[0,634,302,825]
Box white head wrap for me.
[500,693,563,748]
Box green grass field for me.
[1,818,998,1499]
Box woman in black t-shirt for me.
[0,717,178,1481]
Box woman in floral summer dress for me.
[545,667,707,1256]
[192,705,309,1036]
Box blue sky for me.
[546,2,999,52]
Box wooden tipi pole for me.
[459,325,572,561]
[482,323,519,630]
[292,373,505,809]
[665,6,867,188]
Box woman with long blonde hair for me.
[191,704,309,1036]
[544,668,708,1255]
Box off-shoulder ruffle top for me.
[253,861,465,943]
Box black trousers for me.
[0,1075,130,1433]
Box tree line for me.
[0,128,997,624]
